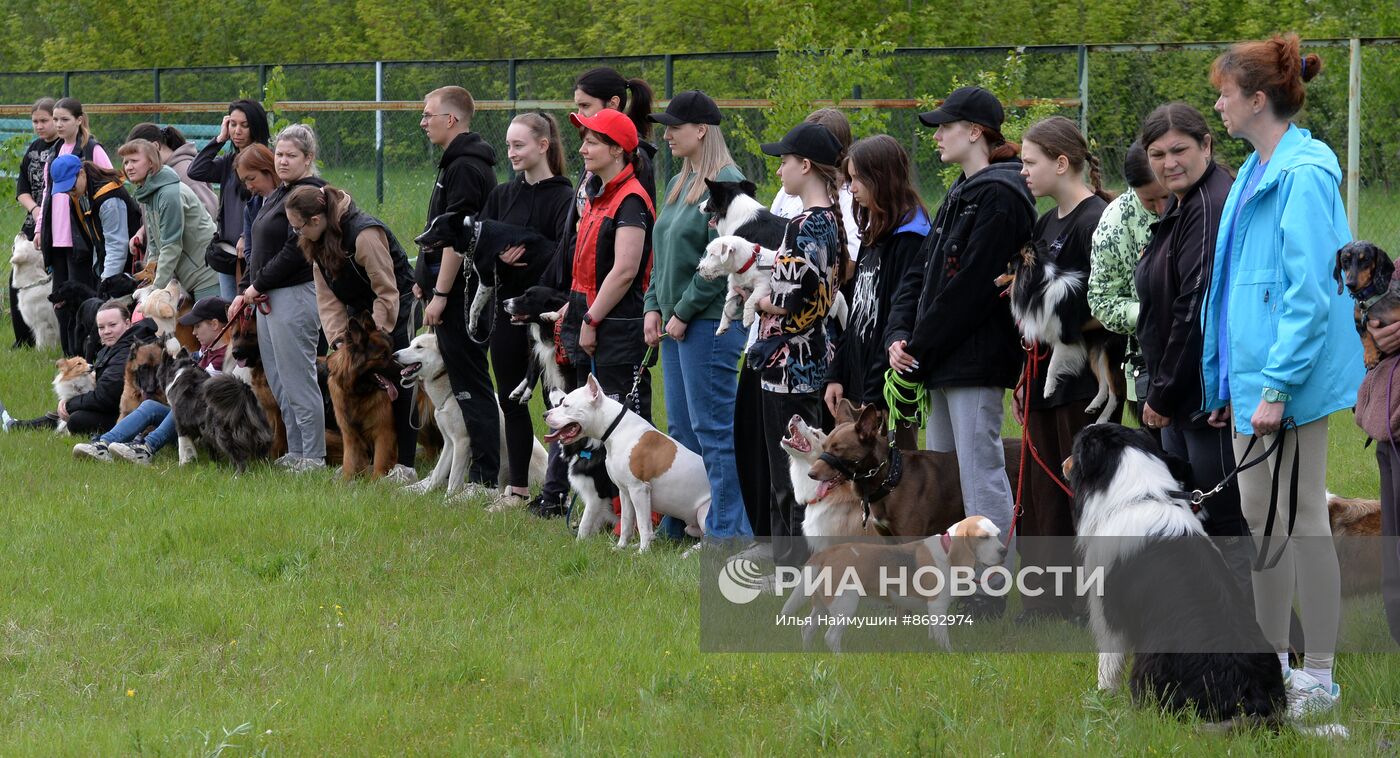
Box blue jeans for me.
[661,318,752,539]
[100,399,173,452]
[216,272,238,300]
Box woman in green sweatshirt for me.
[642,90,752,544]
[118,139,219,300]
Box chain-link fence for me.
[1,40,1396,245]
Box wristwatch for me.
[583,312,600,327]
[1261,387,1291,404]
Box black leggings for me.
[490,301,535,488]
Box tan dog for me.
[52,357,95,434]
[118,341,169,420]
[779,515,1007,652]
[1329,492,1383,596]
[139,281,199,355]
[778,414,874,551]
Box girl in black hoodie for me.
[481,113,574,510]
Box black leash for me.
[1187,416,1300,571]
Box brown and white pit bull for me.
[806,401,1022,537]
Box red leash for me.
[1010,341,1075,543]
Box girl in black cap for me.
[754,121,847,569]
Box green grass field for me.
[1,195,1397,754]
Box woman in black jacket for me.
[1135,103,1250,551]
[481,113,574,511]
[825,135,928,450]
[885,87,1035,548]
[189,99,271,299]
[230,124,328,473]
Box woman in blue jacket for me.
[1202,33,1362,719]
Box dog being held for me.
[779,414,874,551]
[701,179,788,248]
[545,375,710,551]
[697,235,777,335]
[160,350,273,471]
[138,280,199,356]
[779,515,1006,652]
[1333,240,1400,369]
[502,285,570,404]
[119,340,170,420]
[51,356,94,434]
[997,241,1123,422]
[395,332,547,495]
[1066,422,1283,728]
[415,213,553,341]
[11,234,60,349]
[807,401,1022,537]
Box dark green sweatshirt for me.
[643,163,744,323]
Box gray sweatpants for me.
[1233,416,1338,670]
[258,282,325,460]
[925,385,1015,534]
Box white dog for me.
[11,235,60,349]
[394,333,546,496]
[697,235,776,335]
[545,375,710,552]
[778,414,872,551]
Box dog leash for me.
[1008,341,1074,546]
[882,368,928,431]
[1186,416,1300,571]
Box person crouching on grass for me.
[285,184,418,483]
[72,297,232,463]
[753,121,848,571]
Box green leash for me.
[882,368,927,431]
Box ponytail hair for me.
[126,122,187,150]
[511,112,565,177]
[575,66,654,144]
[979,125,1020,161]
[1211,32,1320,120]
[1023,116,1114,202]
[285,184,355,278]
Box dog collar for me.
[1360,288,1389,313]
[17,274,52,291]
[599,406,628,443]
[735,245,761,275]
[861,445,903,504]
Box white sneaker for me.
[485,491,528,513]
[274,453,299,468]
[73,441,112,462]
[1285,669,1340,720]
[384,464,417,484]
[447,482,494,506]
[108,442,153,465]
[291,458,326,474]
[1,409,15,431]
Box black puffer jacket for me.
[885,158,1036,389]
[66,318,159,416]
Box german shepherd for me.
[119,340,170,420]
[327,313,400,480]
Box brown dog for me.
[327,314,399,480]
[1334,241,1400,369]
[118,341,170,420]
[806,401,1022,537]
[1329,493,1383,596]
[229,310,288,460]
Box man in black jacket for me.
[5,301,157,435]
[415,85,501,489]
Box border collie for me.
[1066,423,1283,728]
[416,213,553,343]
[702,179,788,249]
[502,286,570,404]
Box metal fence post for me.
[375,61,384,205]
[507,58,517,114]
[1077,44,1089,137]
[153,67,161,103]
[258,64,267,97]
[62,71,70,98]
[1347,38,1361,239]
[662,54,674,180]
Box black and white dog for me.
[502,285,570,404]
[547,389,619,538]
[998,241,1122,422]
[1066,423,1283,727]
[702,179,788,248]
[416,213,554,342]
[161,350,274,472]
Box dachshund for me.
[1334,240,1400,369]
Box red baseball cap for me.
[569,109,639,153]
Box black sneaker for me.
[958,594,1006,620]
[527,495,566,519]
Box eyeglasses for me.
[420,112,453,123]
[289,216,318,236]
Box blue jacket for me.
[1200,124,1362,434]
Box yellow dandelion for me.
[126,689,135,697]
[229,639,237,646]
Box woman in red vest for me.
[561,109,656,420]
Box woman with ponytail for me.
[285,184,418,478]
[478,113,574,513]
[1205,34,1360,716]
[40,98,112,307]
[573,67,658,202]
[1014,115,1117,623]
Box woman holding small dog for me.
[825,134,928,451]
[1015,115,1116,623]
[642,90,752,543]
[1202,34,1362,717]
[754,121,847,570]
[286,184,417,480]
[118,139,220,301]
[1134,103,1253,591]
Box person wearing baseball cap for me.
[48,154,144,334]
[884,85,1037,620]
[177,295,233,372]
[759,121,844,166]
[642,89,754,546]
[560,106,658,423]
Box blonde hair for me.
[667,124,737,206]
[116,139,164,176]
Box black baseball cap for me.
[648,90,722,126]
[918,86,1005,130]
[760,122,842,166]
[178,296,232,326]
